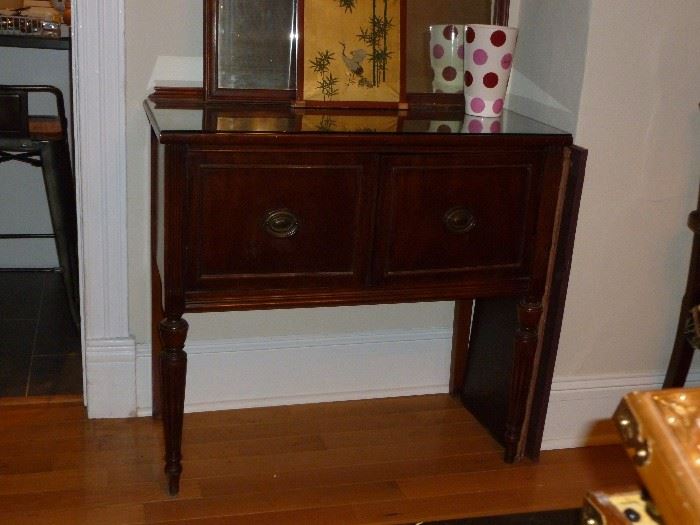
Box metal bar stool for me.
[0,85,79,327]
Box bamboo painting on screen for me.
[296,0,406,108]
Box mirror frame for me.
[203,0,511,103]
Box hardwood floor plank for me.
[0,402,86,427]
[396,447,637,499]
[183,407,472,444]
[0,395,638,524]
[318,420,495,450]
[177,437,494,484]
[0,469,108,496]
[144,481,403,523]
[0,394,83,408]
[197,452,507,498]
[0,480,200,516]
[0,504,145,525]
[150,505,361,525]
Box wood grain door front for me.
[185,151,373,291]
[376,151,544,284]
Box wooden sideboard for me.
[145,99,586,494]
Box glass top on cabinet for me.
[145,98,569,137]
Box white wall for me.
[125,0,204,342]
[510,0,700,445]
[558,0,700,377]
[123,0,700,447]
[507,0,590,133]
[0,47,71,268]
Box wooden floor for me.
[0,394,638,524]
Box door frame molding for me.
[72,0,136,417]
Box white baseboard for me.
[134,329,694,452]
[84,337,137,418]
[541,371,700,450]
[135,328,454,417]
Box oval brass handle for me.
[263,209,299,238]
[443,206,476,234]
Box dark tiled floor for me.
[0,271,82,397]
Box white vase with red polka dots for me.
[463,24,518,117]
[429,24,465,94]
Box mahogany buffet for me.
[145,100,586,494]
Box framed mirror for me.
[204,0,298,101]
[204,0,510,103]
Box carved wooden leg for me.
[159,316,188,495]
[504,299,542,462]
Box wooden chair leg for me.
[663,304,694,388]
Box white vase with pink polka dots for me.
[429,24,465,93]
[461,115,503,134]
[463,24,518,117]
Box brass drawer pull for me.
[443,206,476,234]
[263,209,299,238]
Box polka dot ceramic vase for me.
[463,24,518,117]
[461,115,503,134]
[429,24,465,93]
[429,120,462,133]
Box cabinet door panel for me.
[185,151,372,290]
[377,152,543,283]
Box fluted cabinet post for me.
[505,298,543,462]
[159,316,189,495]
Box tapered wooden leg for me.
[504,299,542,462]
[159,316,188,495]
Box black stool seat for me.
[0,85,79,327]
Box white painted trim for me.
[134,328,454,417]
[132,327,694,455]
[541,371,700,450]
[84,338,137,418]
[72,0,136,417]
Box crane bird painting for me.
[339,43,371,87]
[301,0,401,106]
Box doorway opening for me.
[0,1,82,400]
